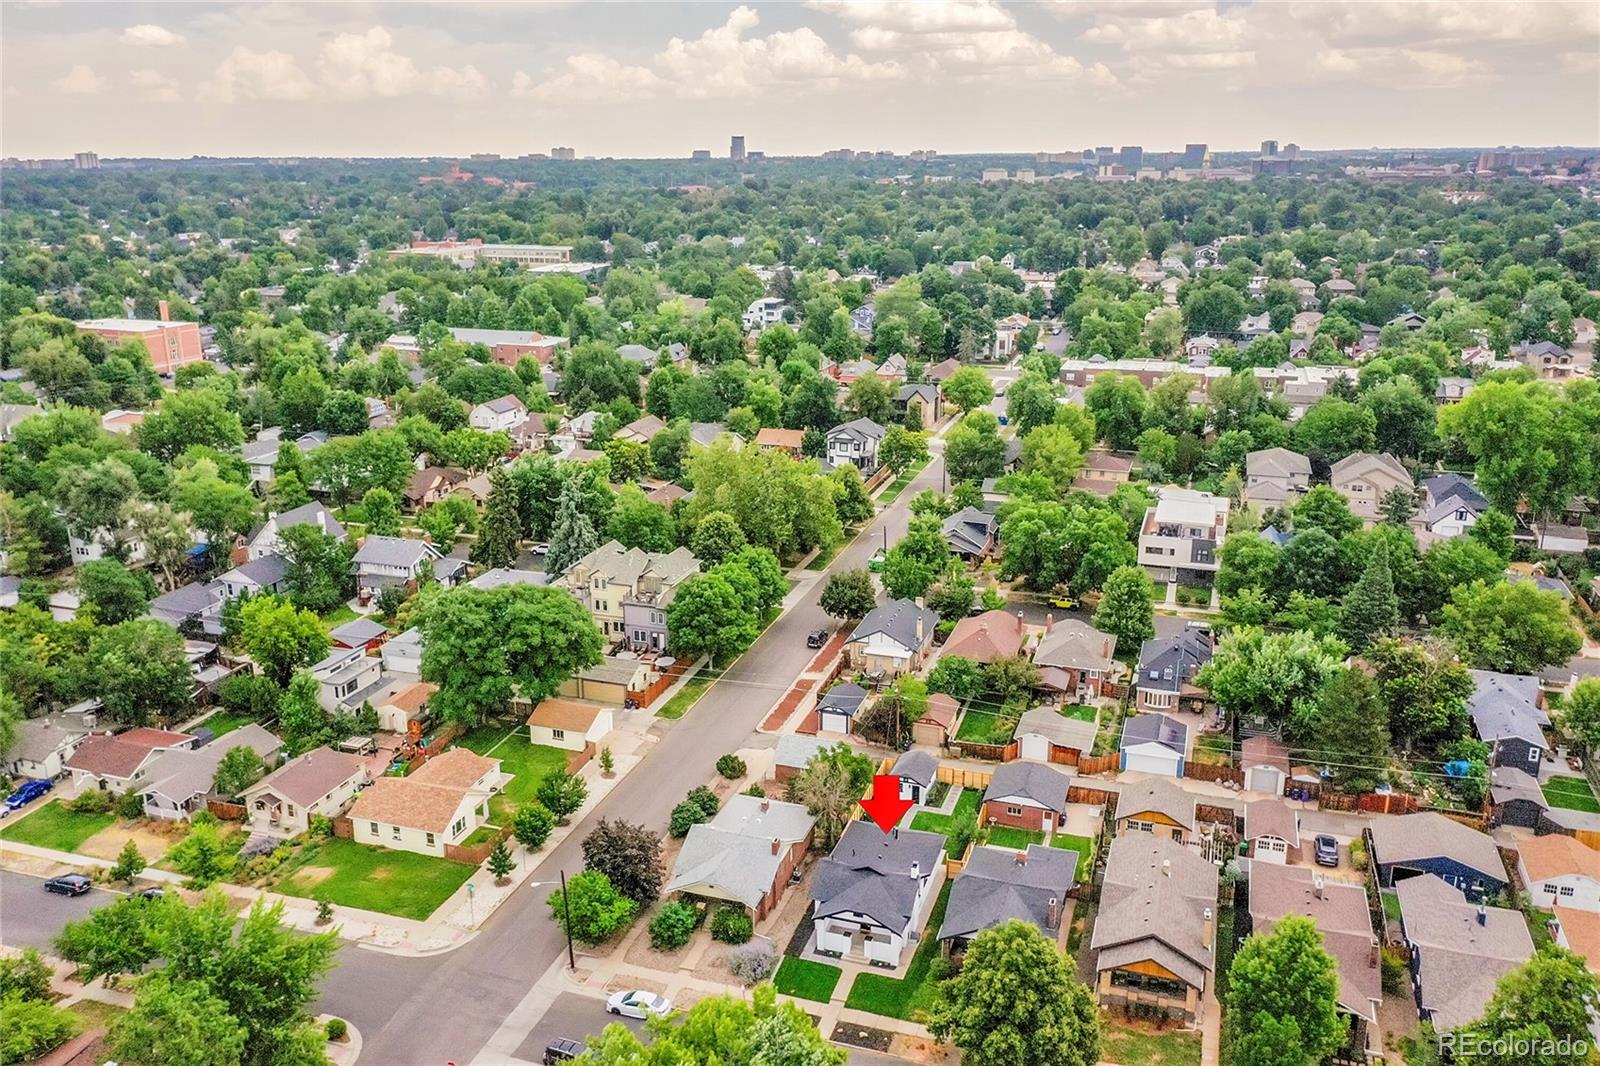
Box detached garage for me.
[1241,736,1291,797]
[1244,798,1300,865]
[1119,713,1188,778]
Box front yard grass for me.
[271,837,475,921]
[1051,833,1095,881]
[1542,775,1600,813]
[0,800,116,853]
[1099,1013,1202,1066]
[878,458,930,504]
[656,676,711,720]
[66,999,127,1032]
[773,957,842,1003]
[843,880,951,1021]
[458,721,570,822]
[910,789,980,858]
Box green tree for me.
[1439,580,1581,674]
[512,802,556,850]
[88,620,194,726]
[667,571,759,666]
[1292,485,1362,537]
[1560,677,1600,756]
[1196,627,1348,732]
[536,769,588,822]
[942,365,995,412]
[1225,916,1346,1066]
[793,742,875,848]
[605,485,676,552]
[237,595,329,686]
[77,559,156,624]
[109,838,147,884]
[471,466,522,569]
[581,985,843,1065]
[1093,565,1155,648]
[136,389,245,462]
[689,509,747,566]
[2,995,83,1064]
[880,424,930,474]
[544,475,601,579]
[1460,946,1600,1066]
[278,522,354,614]
[820,568,876,620]
[1302,667,1391,792]
[928,920,1100,1066]
[1294,398,1377,465]
[945,411,1007,482]
[360,487,401,537]
[168,818,235,888]
[1367,638,1473,754]
[1338,546,1400,651]
[487,839,514,883]
[928,654,986,702]
[55,896,159,983]
[1084,373,1147,450]
[416,585,603,727]
[108,973,247,1066]
[1020,424,1086,493]
[547,870,637,944]
[276,671,327,755]
[212,745,268,800]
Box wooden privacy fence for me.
[934,764,994,791]
[444,823,513,866]
[1068,783,1115,807]
[1076,753,1120,777]
[954,739,1019,762]
[331,816,354,840]
[566,741,597,774]
[1184,763,1244,786]
[633,658,690,709]
[207,800,247,821]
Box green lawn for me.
[954,709,1017,745]
[1100,1015,1202,1066]
[458,721,570,822]
[67,999,127,1032]
[1542,776,1600,813]
[773,957,842,1003]
[844,880,951,1021]
[461,825,499,847]
[985,826,1046,850]
[805,542,841,571]
[656,676,711,719]
[878,458,930,504]
[1051,833,1095,881]
[910,789,980,858]
[1058,703,1098,722]
[0,800,115,853]
[321,604,360,627]
[196,711,255,738]
[1381,890,1401,923]
[272,837,476,921]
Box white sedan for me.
[606,990,672,1020]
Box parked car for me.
[133,887,165,901]
[1313,835,1340,867]
[606,990,671,1020]
[806,628,829,648]
[3,778,54,814]
[1048,592,1078,610]
[542,1039,584,1064]
[43,874,92,897]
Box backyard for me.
[194,710,255,739]
[985,825,1046,850]
[457,720,570,822]
[270,837,476,921]
[954,709,1018,746]
[910,789,980,858]
[0,800,116,853]
[1052,833,1096,881]
[1058,703,1098,722]
[843,880,952,1021]
[773,957,842,1003]
[1542,775,1600,813]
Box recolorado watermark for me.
[1438,1032,1591,1059]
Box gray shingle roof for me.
[1136,626,1213,694]
[1395,874,1533,1030]
[665,796,816,909]
[1012,708,1097,751]
[1120,712,1188,756]
[827,417,886,445]
[1248,864,1380,1024]
[1034,619,1117,673]
[1466,669,1548,749]
[890,749,938,788]
[1115,777,1196,829]
[774,734,833,770]
[353,536,439,569]
[983,761,1070,812]
[1092,835,1219,989]
[817,683,867,716]
[941,507,995,555]
[938,844,1075,942]
[849,598,937,652]
[1368,812,1503,879]
[810,822,945,935]
[330,618,389,646]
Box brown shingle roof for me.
[65,735,160,778]
[347,777,471,834]
[941,610,1025,664]
[918,693,959,730]
[245,746,367,807]
[754,427,805,450]
[527,698,604,732]
[1516,834,1600,884]
[409,747,497,790]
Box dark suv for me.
[806,628,829,648]
[543,1039,583,1064]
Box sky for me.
[3,1,1597,160]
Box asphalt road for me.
[0,869,117,949]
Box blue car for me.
[3,779,54,814]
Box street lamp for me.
[559,869,577,970]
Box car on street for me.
[542,1038,584,1064]
[806,628,829,648]
[606,990,672,1020]
[133,887,165,901]
[3,778,53,814]
[994,383,1007,396]
[43,874,92,897]
[1313,834,1340,867]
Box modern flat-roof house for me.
[352,535,463,599]
[666,795,816,919]
[557,540,699,651]
[245,501,345,560]
[846,599,937,678]
[742,297,788,332]
[139,724,282,821]
[1133,624,1214,714]
[981,761,1070,833]
[239,746,370,837]
[1092,834,1220,1023]
[76,311,204,374]
[1114,777,1198,843]
[809,822,946,969]
[64,728,196,795]
[523,698,613,752]
[1248,864,1381,1054]
[1515,835,1600,914]
[825,418,887,472]
[1394,873,1533,1032]
[941,507,998,562]
[938,844,1074,958]
[941,609,1025,665]
[1330,452,1412,523]
[1032,618,1119,701]
[1243,448,1311,509]
[348,748,507,857]
[1465,669,1549,771]
[1119,713,1189,778]
[1368,812,1507,899]
[1242,798,1301,864]
[1419,473,1488,540]
[1138,488,1228,585]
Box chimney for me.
[892,827,899,839]
[1047,896,1060,930]
[1313,875,1325,900]
[771,837,780,856]
[1045,612,1054,633]
[909,860,919,878]
[1202,906,1214,949]
[1162,858,1171,878]
[1369,937,1380,968]
[760,799,770,813]
[1015,851,1028,866]
[158,299,170,322]
[915,607,925,643]
[1476,905,1487,927]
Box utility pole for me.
[559,869,577,970]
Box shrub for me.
[599,747,615,776]
[686,785,720,818]
[729,940,776,984]
[715,754,747,779]
[316,893,334,924]
[710,906,753,944]
[669,800,709,838]
[109,839,146,884]
[0,948,53,1002]
[1348,836,1368,871]
[115,789,144,820]
[69,789,111,814]
[325,1017,348,1041]
[0,995,81,1063]
[309,814,334,839]
[1380,948,1407,996]
[742,783,767,798]
[648,901,699,950]
[548,871,638,944]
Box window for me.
[1127,819,1153,833]
[551,728,566,741]
[1559,885,1575,897]
[392,825,402,840]
[452,817,466,837]
[426,832,435,846]
[1544,883,1559,895]
[1528,748,1540,763]
[370,821,379,836]
[1006,805,1023,816]
[287,805,296,817]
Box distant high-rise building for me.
[73,151,99,170]
[1120,145,1143,171]
[748,151,764,162]
[551,146,575,161]
[469,152,500,162]
[1283,143,1301,161]
[1260,140,1279,157]
[1095,146,1115,162]
[691,149,711,160]
[730,135,746,161]
[1183,143,1207,168]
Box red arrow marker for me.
[858,774,914,834]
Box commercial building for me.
[76,305,204,374]
[391,239,574,269]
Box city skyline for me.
[3,1,1597,159]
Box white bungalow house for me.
[522,698,614,752]
[810,822,946,969]
[239,746,370,838]
[346,748,508,857]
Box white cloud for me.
[130,69,181,102]
[52,64,104,94]
[513,54,661,102]
[122,24,185,46]
[654,6,902,96]
[202,47,316,102]
[426,64,488,99]
[318,27,420,98]
[807,0,1014,35]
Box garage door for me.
[1018,733,1049,762]
[1254,837,1288,864]
[1124,750,1181,777]
[1246,767,1285,796]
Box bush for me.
[742,783,767,798]
[0,995,81,1063]
[115,789,145,820]
[512,803,556,850]
[0,948,53,1002]
[715,754,747,780]
[1348,836,1368,872]
[316,894,334,924]
[686,785,720,818]
[648,901,699,951]
[325,1017,348,1041]
[729,940,776,985]
[308,814,334,839]
[69,789,111,814]
[710,906,753,944]
[1380,948,1407,996]
[669,801,708,838]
